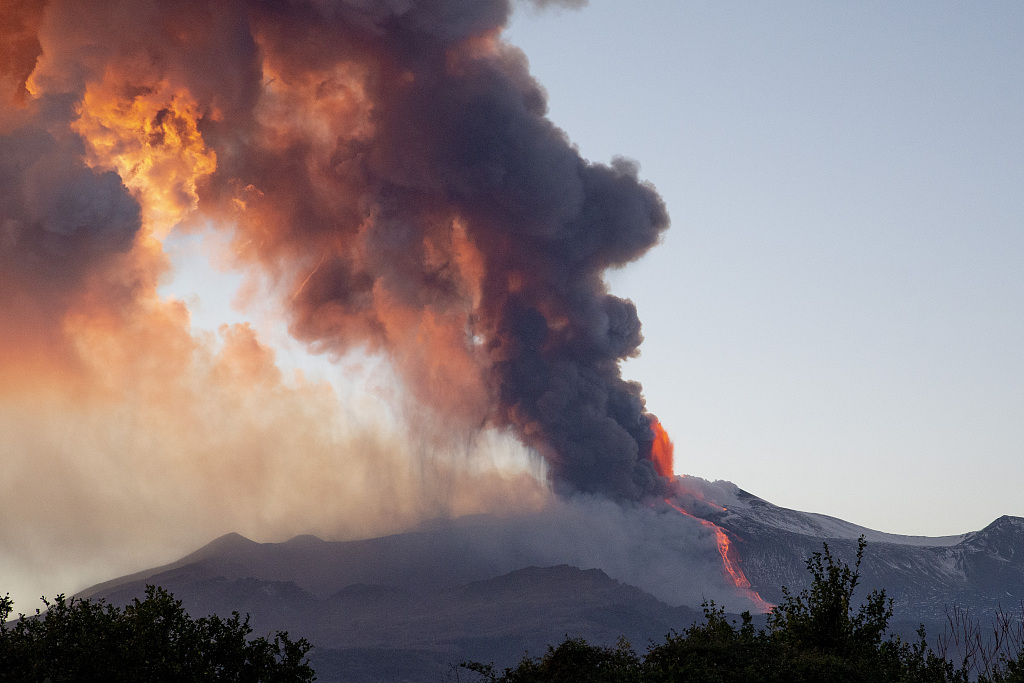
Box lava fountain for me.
[650,417,773,612]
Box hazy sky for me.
[504,1,1024,535]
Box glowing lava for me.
[651,418,772,613]
[650,416,674,478]
[665,499,772,612]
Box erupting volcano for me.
[1,0,672,496]
[651,418,772,610]
[665,498,772,613]
[1,0,768,613]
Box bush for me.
[463,636,642,683]
[0,585,314,682]
[462,537,1006,683]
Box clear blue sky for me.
[503,0,1024,535]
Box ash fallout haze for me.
[1,0,1022,616]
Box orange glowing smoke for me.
[0,0,44,104]
[72,78,217,237]
[650,416,674,478]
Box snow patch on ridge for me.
[678,475,965,547]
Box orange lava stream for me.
[666,500,773,611]
[666,499,772,612]
[650,417,770,611]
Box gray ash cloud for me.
[3,0,670,499]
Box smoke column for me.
[1,0,669,500]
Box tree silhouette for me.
[0,585,314,682]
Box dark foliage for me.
[6,538,1024,682]
[462,537,1024,683]
[0,585,314,682]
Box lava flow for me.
[649,418,773,612]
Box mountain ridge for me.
[77,482,1024,683]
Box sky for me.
[1,0,1022,613]
[503,0,1024,536]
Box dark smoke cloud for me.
[240,0,669,499]
[4,0,669,500]
[0,96,142,367]
[0,125,140,275]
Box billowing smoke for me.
[1,0,676,608]
[2,0,669,499]
[228,0,671,499]
[0,122,140,348]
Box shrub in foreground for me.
[0,585,314,682]
[463,537,1021,683]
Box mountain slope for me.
[84,560,702,683]
[79,482,1024,681]
[681,480,1024,623]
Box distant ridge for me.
[78,482,1024,683]
[710,487,1024,621]
[83,557,703,683]
[77,532,260,600]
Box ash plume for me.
[1,0,669,501]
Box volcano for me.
[78,478,1024,683]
